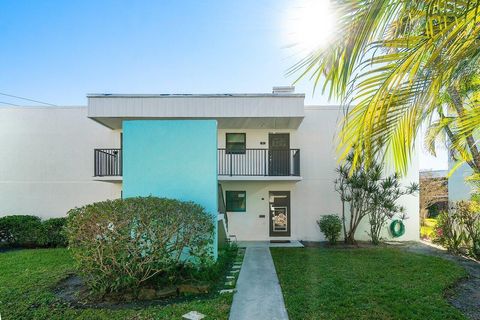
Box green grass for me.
[0,248,232,320]
[271,247,467,320]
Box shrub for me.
[0,215,43,248]
[367,175,418,245]
[456,201,480,258]
[335,154,417,244]
[66,197,215,294]
[317,215,342,244]
[434,210,464,254]
[183,242,238,284]
[420,218,437,240]
[434,200,480,258]
[42,217,68,247]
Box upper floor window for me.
[226,133,246,154]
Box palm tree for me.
[426,68,480,179]
[291,0,480,177]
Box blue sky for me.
[0,0,446,170]
[0,0,331,105]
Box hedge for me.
[0,215,67,248]
[66,196,215,294]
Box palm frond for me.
[292,0,480,175]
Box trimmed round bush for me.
[317,215,342,244]
[0,215,44,248]
[66,197,215,294]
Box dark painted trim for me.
[269,191,291,237]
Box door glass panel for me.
[269,191,290,237]
[270,136,289,149]
[272,207,288,232]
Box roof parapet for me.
[272,86,295,94]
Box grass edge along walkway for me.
[271,246,467,320]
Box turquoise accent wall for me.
[122,120,218,259]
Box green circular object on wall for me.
[390,220,405,237]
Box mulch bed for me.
[53,247,243,309]
[53,274,217,310]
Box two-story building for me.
[0,87,420,244]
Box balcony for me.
[94,148,122,179]
[93,148,301,181]
[218,148,300,180]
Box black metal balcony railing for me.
[93,148,300,177]
[218,148,300,176]
[94,148,122,176]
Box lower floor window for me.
[226,191,246,212]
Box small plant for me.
[317,215,342,244]
[434,209,464,254]
[183,242,238,284]
[66,196,215,295]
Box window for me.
[226,191,246,212]
[226,133,246,154]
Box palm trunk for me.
[447,87,480,173]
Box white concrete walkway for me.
[229,246,289,320]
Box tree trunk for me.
[341,198,347,242]
[345,232,356,245]
[346,220,359,245]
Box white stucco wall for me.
[1,103,419,241]
[0,107,121,218]
[220,106,420,242]
[221,181,296,241]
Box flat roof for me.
[87,93,305,98]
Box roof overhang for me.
[87,94,305,129]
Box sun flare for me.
[285,0,336,53]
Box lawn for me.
[271,247,467,320]
[0,248,232,320]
